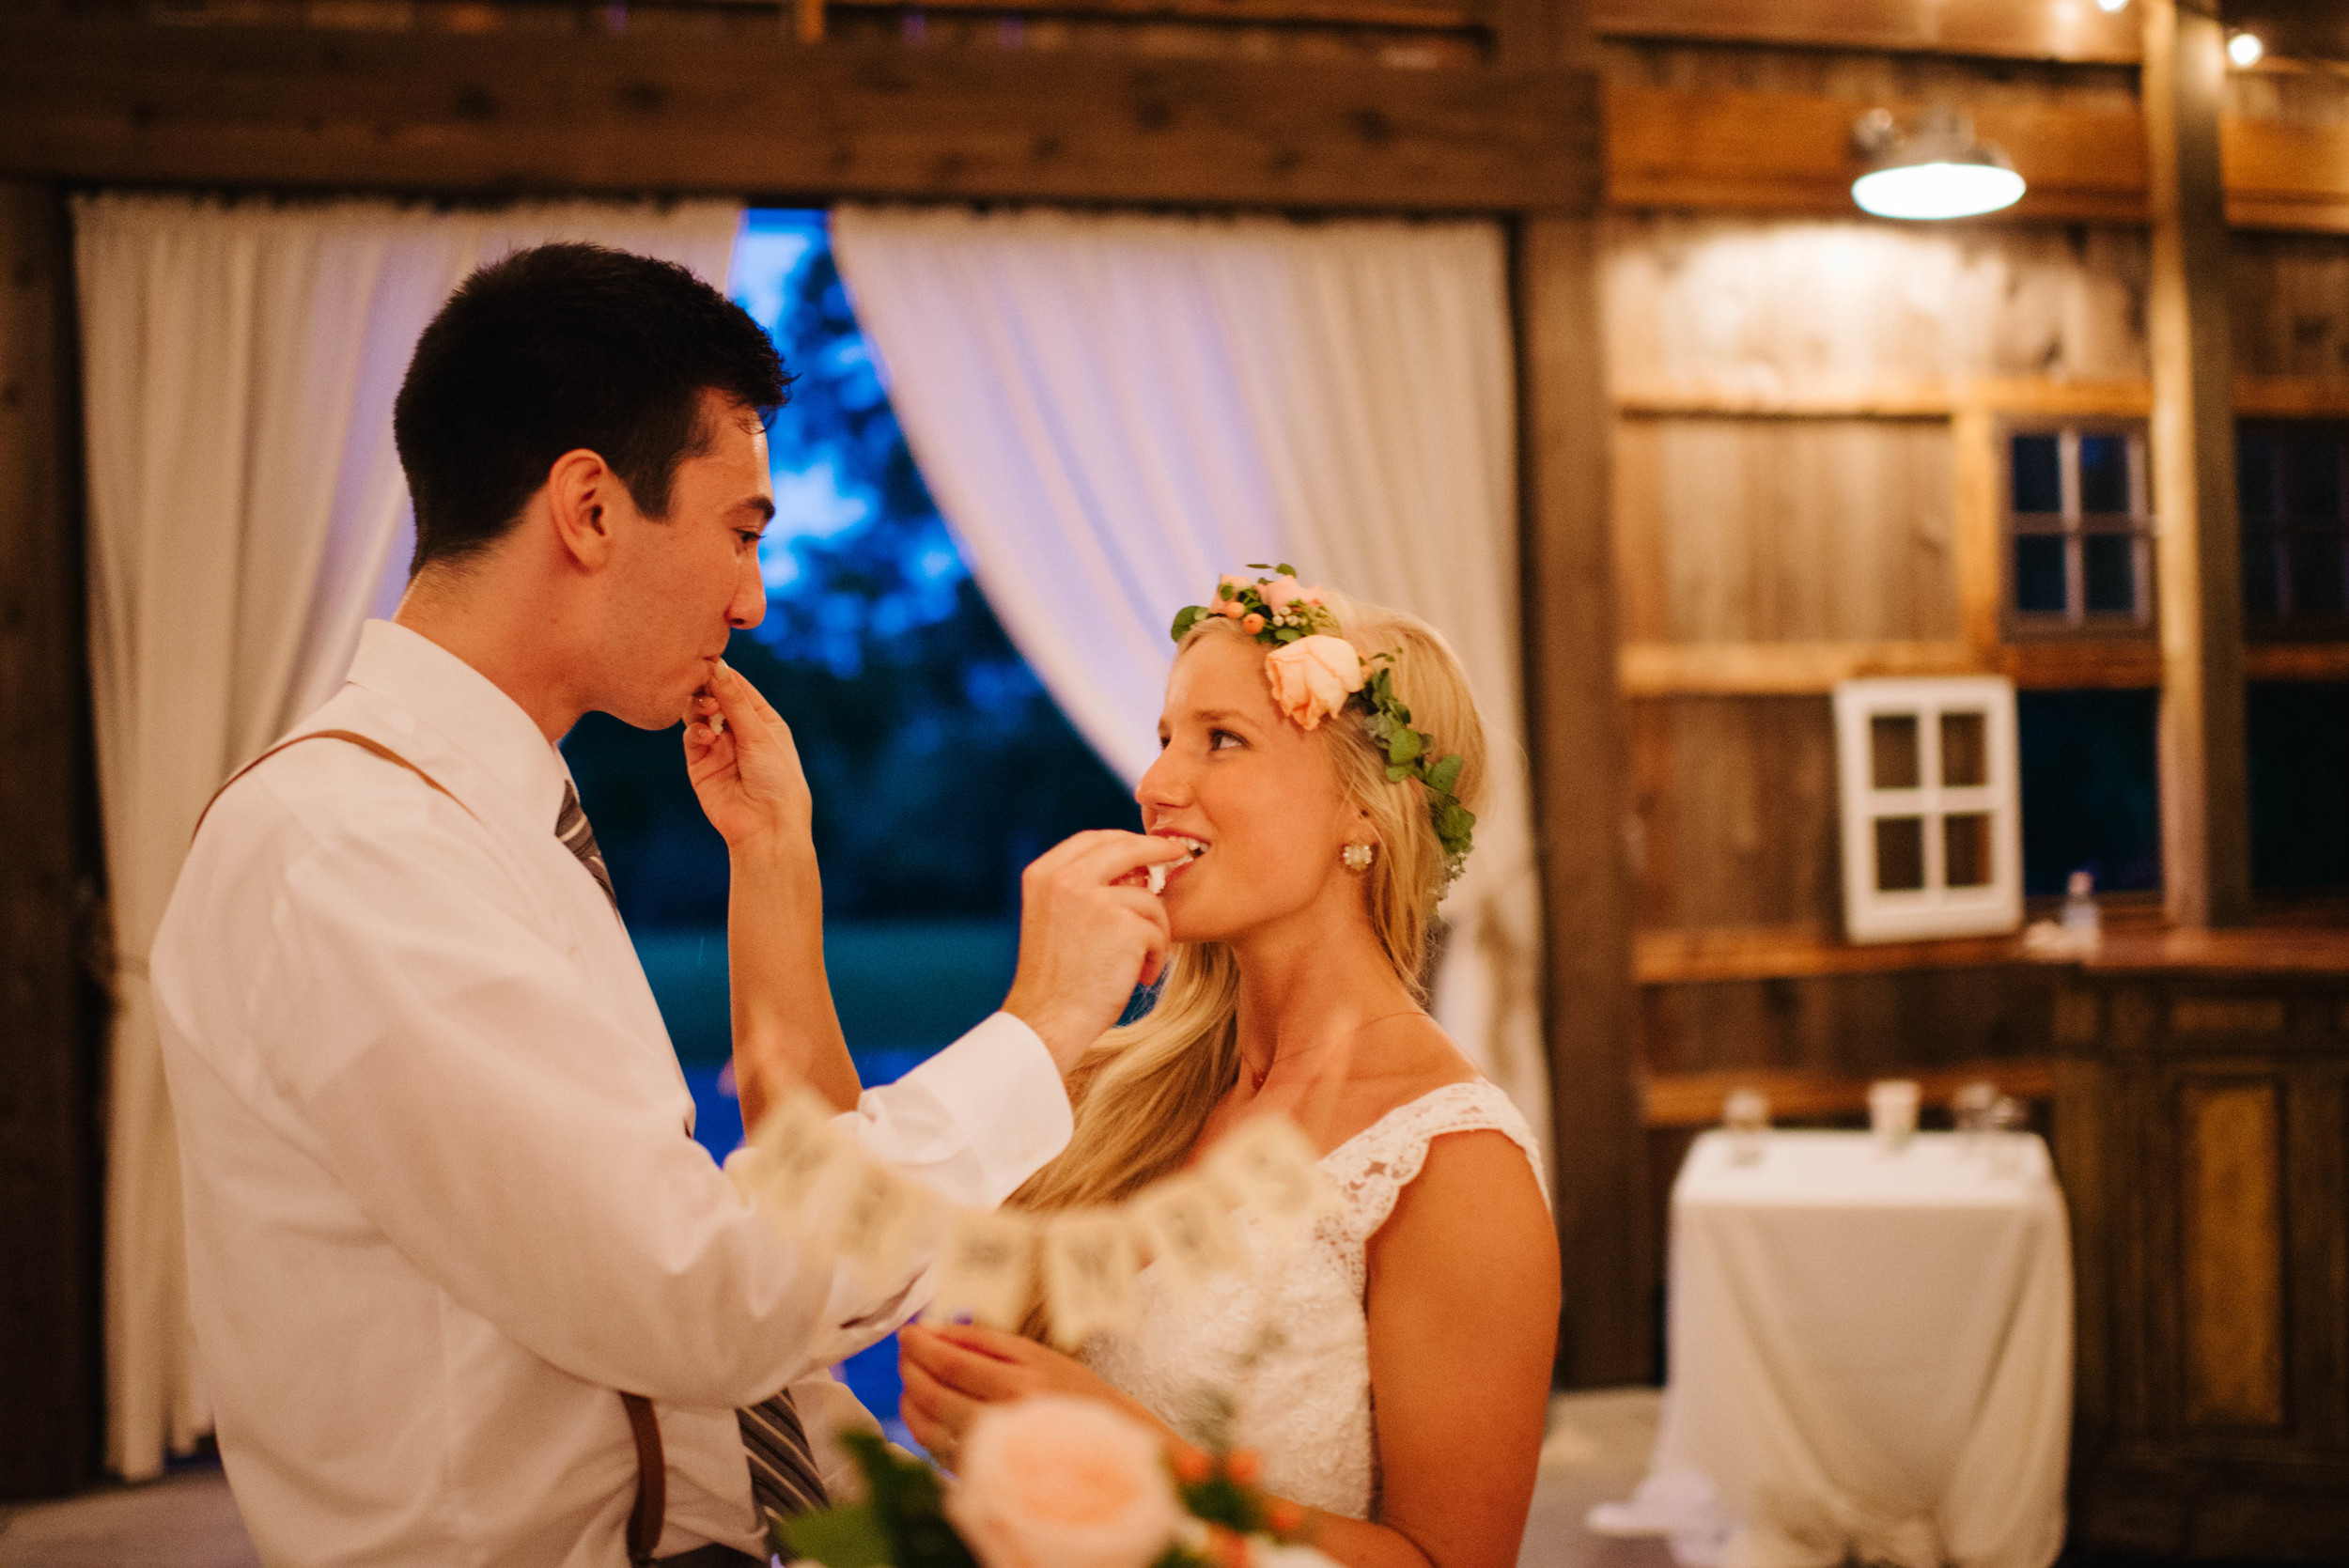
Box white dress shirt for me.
[152,619,1073,1568]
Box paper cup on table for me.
[1868,1079,1920,1151]
[1722,1088,1770,1164]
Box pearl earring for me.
[1341,842,1376,871]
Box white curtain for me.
[73,194,742,1480]
[831,208,1551,1182]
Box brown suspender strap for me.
[622,1391,667,1565]
[194,736,669,1560]
[192,728,476,842]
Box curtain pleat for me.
[831,207,1552,1185]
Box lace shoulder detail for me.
[1321,1079,1548,1262]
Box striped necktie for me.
[554,782,620,911]
[739,1389,828,1527]
[552,782,828,1528]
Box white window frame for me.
[1833,675,2023,944]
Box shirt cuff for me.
[890,1011,1073,1205]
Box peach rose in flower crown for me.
[1264,634,1365,731]
[1260,575,1304,614]
[946,1397,1187,1568]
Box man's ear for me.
[544,447,623,571]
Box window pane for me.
[2289,536,2345,615]
[2078,433,2129,514]
[2244,536,2283,619]
[1940,711,1987,786]
[2284,434,2341,522]
[2249,681,2349,893]
[2018,690,2162,897]
[2015,536,2069,614]
[2238,431,2278,522]
[1944,813,1993,888]
[1875,816,1926,892]
[1871,714,1921,789]
[2083,534,2138,614]
[2011,434,2062,514]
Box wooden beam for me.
[1608,637,2349,693]
[1519,212,1652,1388]
[1616,376,2349,421]
[2223,116,2349,233]
[0,181,101,1500]
[2225,1,2349,66]
[1608,84,2349,236]
[1608,85,2150,224]
[1591,0,2141,63]
[2243,643,2349,680]
[1619,640,1981,696]
[0,21,1599,214]
[2145,0,2253,929]
[732,0,1491,26]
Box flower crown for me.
[1170,565,1475,880]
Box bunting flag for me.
[743,1087,1333,1343]
[1130,1174,1245,1292]
[1039,1211,1143,1348]
[929,1209,1038,1330]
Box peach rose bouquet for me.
[946,1398,1186,1568]
[774,1399,1324,1568]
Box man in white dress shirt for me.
[149,244,1181,1568]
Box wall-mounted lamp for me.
[1850,108,2027,222]
[2227,30,2264,67]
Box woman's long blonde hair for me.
[1008,591,1492,1242]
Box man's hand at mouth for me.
[684,658,815,854]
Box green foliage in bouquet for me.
[774,1433,976,1568]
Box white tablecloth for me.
[1597,1131,2071,1568]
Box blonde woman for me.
[899,574,1559,1568]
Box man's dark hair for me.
[393,242,789,576]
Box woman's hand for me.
[684,658,813,854]
[898,1323,1170,1469]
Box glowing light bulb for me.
[2094,0,2126,11]
[1851,163,2028,221]
[2228,30,2264,67]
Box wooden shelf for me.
[1642,1059,2056,1128]
[1635,924,2047,984]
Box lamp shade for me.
[1850,107,2026,221]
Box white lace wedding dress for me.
[1081,1079,1548,1520]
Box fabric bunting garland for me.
[736,1092,1338,1348]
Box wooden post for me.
[0,179,102,1498]
[1512,0,1650,1390]
[2143,0,2252,927]
[1517,213,1654,1388]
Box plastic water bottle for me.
[2062,870,2102,947]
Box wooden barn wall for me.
[2232,230,2349,379]
[1601,54,2349,1374]
[1614,417,1956,645]
[1606,211,2155,947]
[54,0,1492,68]
[1604,212,2151,391]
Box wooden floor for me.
[0,1391,1671,1568]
